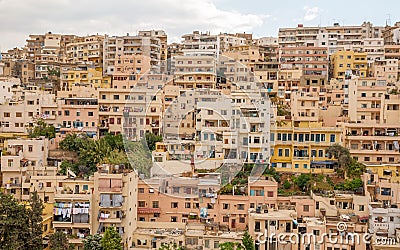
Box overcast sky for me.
[1,0,400,51]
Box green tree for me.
[59,160,79,175]
[294,174,312,192]
[28,118,56,139]
[83,234,103,250]
[0,191,30,249]
[27,191,44,250]
[59,133,87,152]
[158,242,185,250]
[49,231,71,250]
[283,180,291,189]
[144,132,162,151]
[100,227,122,250]
[219,242,243,250]
[326,144,352,177]
[347,160,366,178]
[241,231,255,250]
[263,166,281,183]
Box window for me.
[313,230,320,236]
[64,110,70,116]
[278,149,283,156]
[330,134,336,143]
[113,95,119,100]
[223,203,230,210]
[303,205,309,212]
[284,149,290,157]
[138,188,144,193]
[171,216,177,222]
[237,204,245,210]
[185,202,191,208]
[171,202,178,208]
[88,112,94,116]
[267,191,274,197]
[28,145,33,152]
[152,201,159,208]
[223,216,229,222]
[138,201,145,207]
[16,112,22,117]
[359,205,364,211]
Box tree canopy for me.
[83,234,103,250]
[59,133,130,175]
[0,190,44,250]
[100,227,122,250]
[28,118,56,139]
[49,231,71,250]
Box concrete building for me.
[1,137,53,200]
[65,35,105,66]
[93,164,138,249]
[330,50,368,81]
[270,121,342,173]
[103,30,166,75]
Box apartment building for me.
[371,59,399,84]
[60,65,111,91]
[330,50,368,81]
[248,208,298,249]
[181,31,219,57]
[279,22,383,54]
[0,137,52,200]
[52,176,94,248]
[344,120,400,166]
[65,35,105,66]
[382,21,400,45]
[110,54,151,89]
[136,176,277,232]
[362,38,384,63]
[171,54,216,89]
[93,164,138,249]
[103,30,165,75]
[0,85,58,134]
[279,46,328,80]
[270,121,342,173]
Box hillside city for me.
[1,21,400,250]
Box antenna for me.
[387,14,392,26]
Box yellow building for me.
[42,203,54,250]
[61,66,111,91]
[365,164,400,183]
[330,50,368,81]
[270,121,342,173]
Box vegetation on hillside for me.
[0,191,44,249]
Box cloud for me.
[0,0,267,50]
[303,6,321,22]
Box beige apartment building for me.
[1,137,53,200]
[0,85,57,134]
[279,22,383,54]
[279,46,328,80]
[92,164,138,249]
[65,35,105,66]
[103,30,166,75]
[371,59,399,84]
